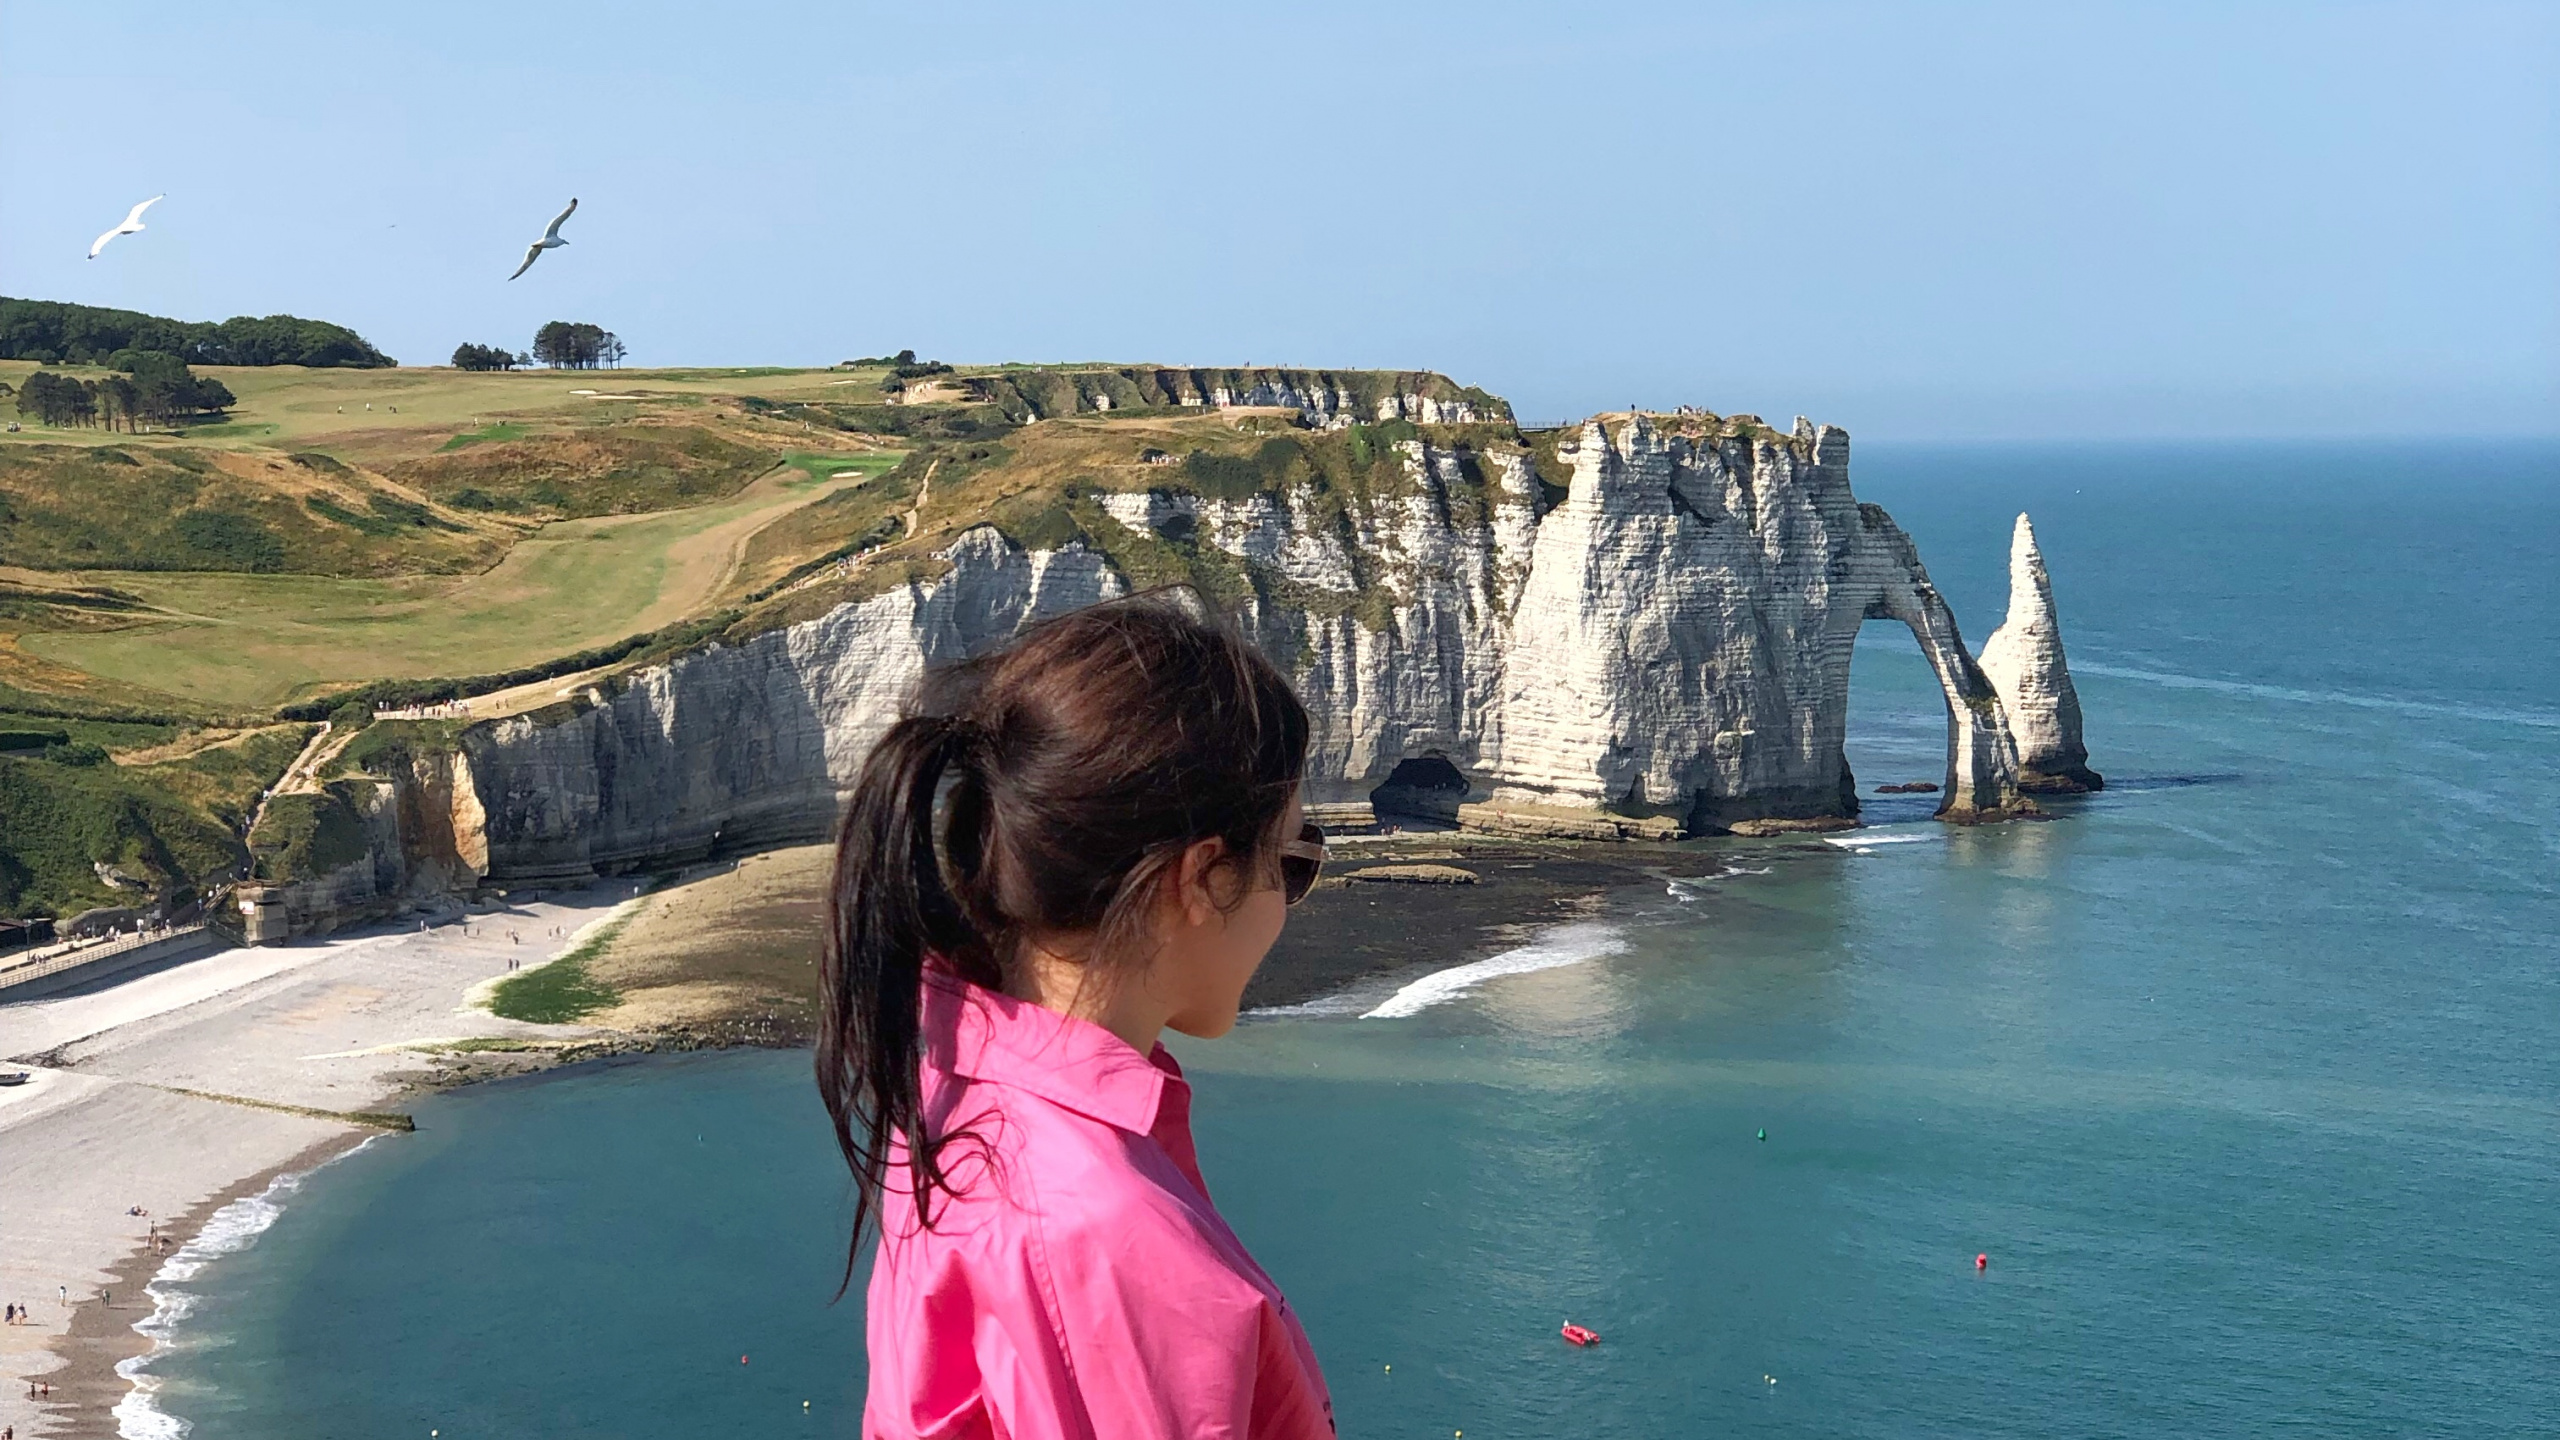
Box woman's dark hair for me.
[816,590,1309,1275]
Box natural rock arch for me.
[1829,517,2032,824]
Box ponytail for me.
[815,713,985,1289]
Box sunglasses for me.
[1278,822,1328,905]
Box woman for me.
[819,594,1336,1439]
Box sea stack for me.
[1978,513,2103,792]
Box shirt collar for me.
[920,969,1177,1135]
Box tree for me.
[18,372,92,428]
[93,351,233,428]
[15,372,68,425]
[0,297,394,367]
[99,374,141,432]
[7,353,242,431]
[451,342,522,371]
[531,321,618,370]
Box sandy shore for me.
[578,833,1752,1023]
[0,883,639,1440]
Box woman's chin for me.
[1167,1007,1240,1041]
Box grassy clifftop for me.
[0,356,1555,909]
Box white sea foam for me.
[1243,989,1376,1020]
[114,1137,384,1440]
[1360,922,1629,1020]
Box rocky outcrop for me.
[241,748,494,939]
[289,406,2090,909]
[252,780,407,934]
[1978,514,2102,792]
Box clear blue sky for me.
[4,2,2553,439]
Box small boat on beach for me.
[1560,1323,1600,1347]
[0,1071,31,1086]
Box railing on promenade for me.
[0,923,211,996]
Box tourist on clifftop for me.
[818,592,1333,1438]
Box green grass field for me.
[1,360,891,456]
[778,449,900,483]
[437,421,529,450]
[19,458,889,709]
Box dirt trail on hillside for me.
[111,723,301,766]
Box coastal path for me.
[777,454,936,599]
[0,924,212,999]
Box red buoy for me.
[1975,1253,1988,1271]
[1561,1324,1600,1347]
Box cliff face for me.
[1488,417,2030,827]
[969,367,1508,427]
[464,532,1122,884]
[421,413,2081,887]
[247,748,493,936]
[253,781,405,934]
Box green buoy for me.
[1757,1128,1767,1141]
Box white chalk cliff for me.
[1978,513,2102,792]
[420,411,2092,888]
[243,392,2098,931]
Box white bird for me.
[508,198,578,280]
[88,195,163,259]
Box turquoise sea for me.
[129,441,2558,1438]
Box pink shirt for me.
[864,972,1335,1440]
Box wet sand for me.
[36,1137,352,1440]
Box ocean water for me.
[133,441,2558,1438]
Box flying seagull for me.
[508,198,578,281]
[88,195,164,259]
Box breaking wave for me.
[1361,921,1629,1019]
[1823,830,1938,849]
[115,1137,384,1440]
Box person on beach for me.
[819,594,1335,1439]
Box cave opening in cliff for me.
[1369,754,1469,826]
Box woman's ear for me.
[1174,837,1229,927]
